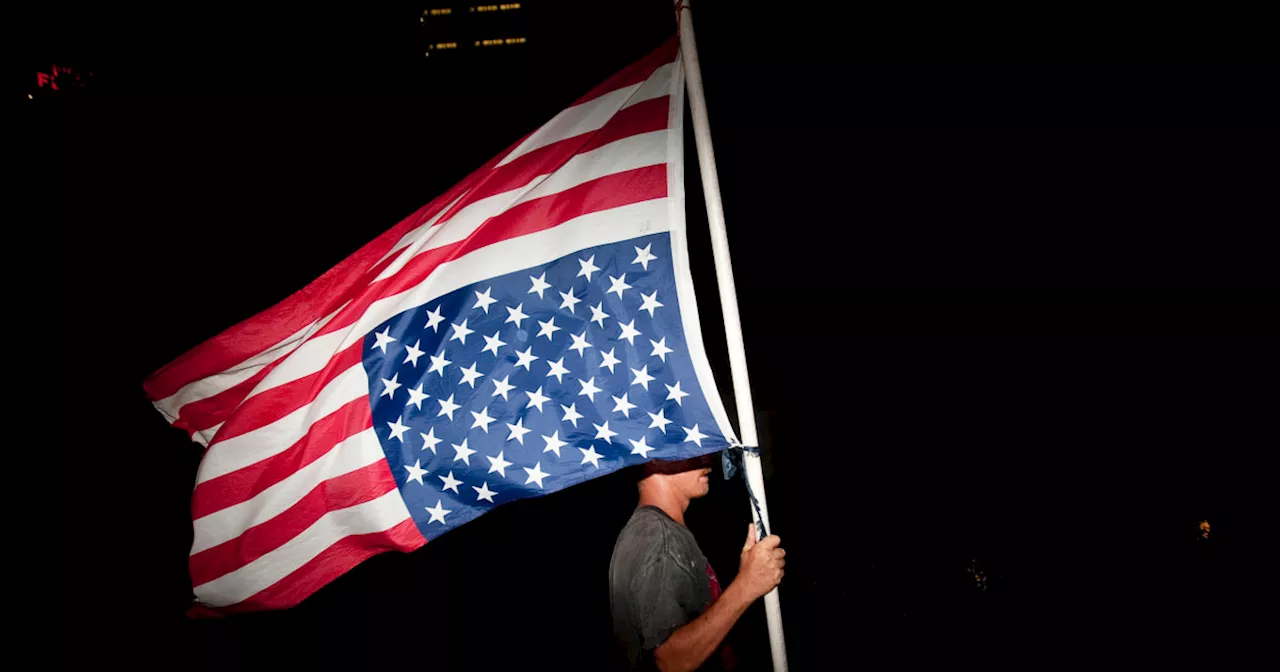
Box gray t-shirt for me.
[609,506,713,669]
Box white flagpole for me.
[676,2,789,670]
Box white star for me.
[514,346,539,371]
[579,445,603,469]
[632,243,658,270]
[600,348,622,373]
[525,386,551,412]
[425,499,452,525]
[611,393,637,418]
[536,317,561,341]
[558,289,582,314]
[578,376,602,401]
[481,330,506,357]
[438,471,462,493]
[647,409,672,433]
[458,362,485,388]
[606,273,632,299]
[424,305,445,332]
[473,481,497,503]
[387,416,411,441]
[449,319,474,345]
[437,393,461,420]
[451,439,475,465]
[618,320,642,345]
[428,351,451,377]
[546,357,570,383]
[473,287,497,314]
[528,272,552,299]
[631,365,655,391]
[506,417,532,445]
[629,437,655,459]
[561,402,583,428]
[505,303,529,327]
[379,372,402,399]
[682,424,709,447]
[665,381,689,406]
[542,431,568,457]
[593,421,618,442]
[523,462,550,489]
[471,406,497,433]
[487,450,512,478]
[407,381,432,409]
[589,302,610,328]
[639,291,664,318]
[403,340,426,366]
[420,427,442,453]
[569,331,592,356]
[404,459,428,486]
[577,254,601,281]
[491,374,516,400]
[650,337,673,362]
[372,326,396,354]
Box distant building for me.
[421,4,528,58]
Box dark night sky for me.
[40,2,1274,669]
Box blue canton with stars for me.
[362,232,727,539]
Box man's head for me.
[636,453,717,504]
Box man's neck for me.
[638,490,689,526]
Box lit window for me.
[426,8,452,16]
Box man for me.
[609,454,786,671]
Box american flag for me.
[145,37,736,614]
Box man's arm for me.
[652,524,785,672]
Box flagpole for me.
[676,2,789,670]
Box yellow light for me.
[28,94,33,99]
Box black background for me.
[38,2,1274,669]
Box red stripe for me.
[316,165,668,343]
[192,397,372,519]
[203,518,425,615]
[189,461,398,586]
[205,341,364,446]
[571,36,677,107]
[448,95,672,218]
[171,364,277,436]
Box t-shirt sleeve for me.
[632,541,704,652]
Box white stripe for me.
[191,427,385,554]
[196,365,369,483]
[497,62,673,167]
[193,489,411,607]
[372,191,469,270]
[660,55,737,444]
[241,197,673,408]
[194,423,223,447]
[155,304,347,421]
[373,130,667,283]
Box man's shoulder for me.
[615,507,703,576]
[616,507,675,553]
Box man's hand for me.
[737,523,785,600]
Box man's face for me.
[671,466,712,499]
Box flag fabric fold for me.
[145,36,737,614]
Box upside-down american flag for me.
[144,37,739,614]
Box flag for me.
[144,37,738,614]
